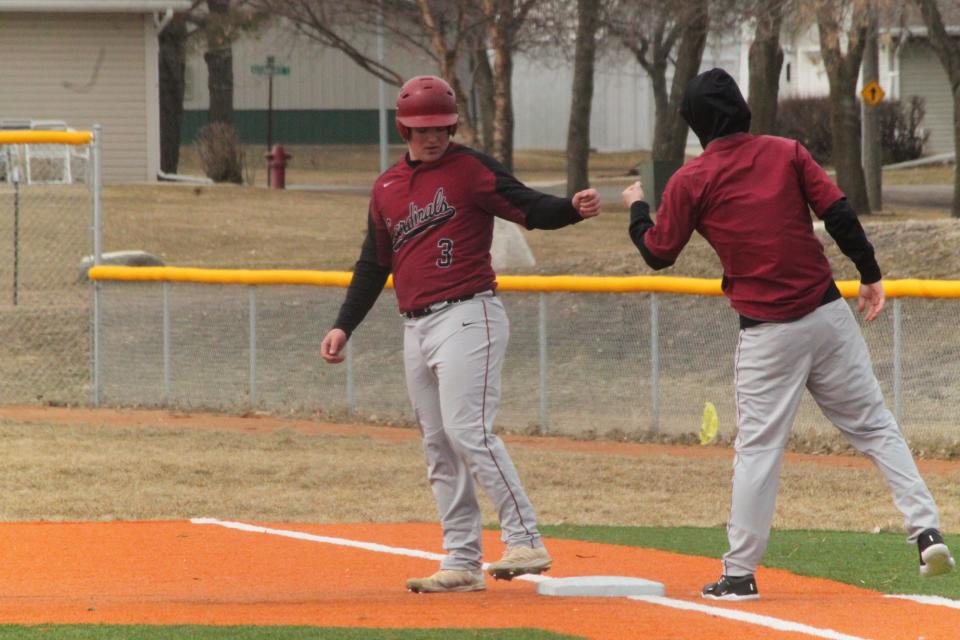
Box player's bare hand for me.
[572,188,601,218]
[321,328,348,364]
[857,281,885,322]
[622,180,645,207]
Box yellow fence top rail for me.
[0,130,93,145]
[87,266,960,299]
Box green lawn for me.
[540,524,960,598]
[0,628,578,640]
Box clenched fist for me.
[622,181,646,208]
[572,188,601,218]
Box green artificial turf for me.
[0,627,580,640]
[539,524,960,598]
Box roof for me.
[0,1,192,11]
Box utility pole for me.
[251,55,290,186]
[861,3,882,211]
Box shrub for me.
[773,96,833,165]
[196,122,244,184]
[876,96,929,164]
[773,95,929,167]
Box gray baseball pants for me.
[403,294,543,571]
[724,298,941,577]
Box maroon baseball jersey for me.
[643,133,844,322]
[366,143,580,314]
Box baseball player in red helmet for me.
[321,75,601,593]
[624,68,953,601]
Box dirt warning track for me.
[0,520,954,639]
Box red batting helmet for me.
[395,75,459,140]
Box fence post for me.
[346,339,355,413]
[539,293,548,435]
[163,282,171,404]
[249,286,257,406]
[91,124,103,407]
[893,298,902,426]
[12,171,19,305]
[650,292,660,434]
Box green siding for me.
[182,110,404,145]
[898,39,956,156]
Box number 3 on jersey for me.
[437,238,454,268]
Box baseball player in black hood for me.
[623,68,954,601]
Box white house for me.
[182,13,957,158]
[774,18,958,156]
[0,0,191,183]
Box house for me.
[893,23,960,156]
[181,20,432,148]
[182,17,740,154]
[0,0,191,183]
[182,12,957,158]
[775,11,959,157]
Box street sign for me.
[251,64,289,76]
[861,80,885,107]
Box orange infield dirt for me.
[0,520,956,639]
[0,406,958,638]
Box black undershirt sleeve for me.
[332,221,391,338]
[467,149,583,229]
[821,198,882,284]
[628,201,674,270]
[523,193,583,230]
[495,169,583,229]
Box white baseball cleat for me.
[406,568,486,593]
[487,545,552,580]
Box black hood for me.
[680,68,751,149]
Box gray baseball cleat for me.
[918,528,955,577]
[406,569,485,593]
[487,545,552,580]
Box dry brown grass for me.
[178,145,651,188]
[103,184,369,270]
[141,145,957,278]
[3,417,958,534]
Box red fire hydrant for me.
[265,143,292,189]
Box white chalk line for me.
[189,517,548,583]
[632,595,868,640]
[191,517,868,639]
[886,594,960,609]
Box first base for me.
[537,576,665,597]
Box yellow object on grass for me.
[700,401,718,445]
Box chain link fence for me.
[0,130,96,404]
[90,276,960,450]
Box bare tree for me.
[608,0,710,163]
[469,32,496,153]
[414,1,488,146]
[252,0,404,85]
[482,0,541,171]
[816,0,872,214]
[157,1,267,173]
[159,12,190,174]
[565,0,601,195]
[748,0,787,134]
[204,0,235,124]
[913,0,960,217]
[255,0,490,147]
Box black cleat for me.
[701,574,760,601]
[918,528,955,577]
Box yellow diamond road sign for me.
[861,81,885,107]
